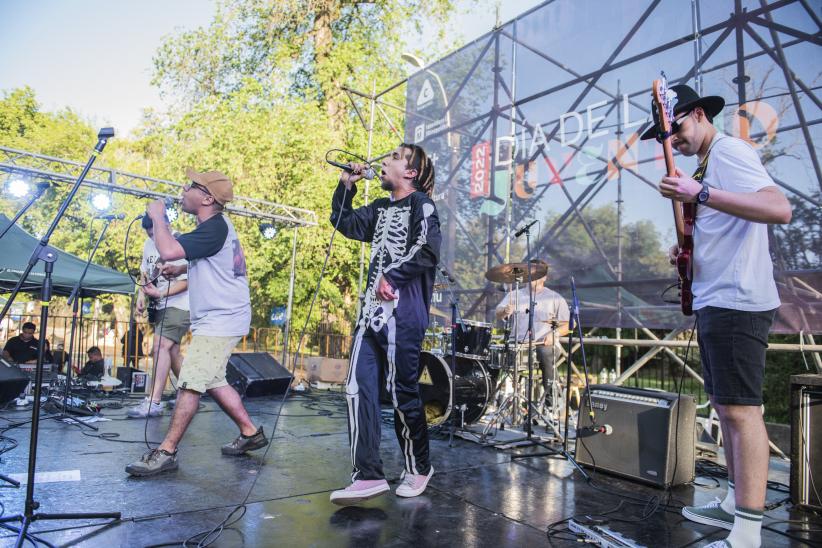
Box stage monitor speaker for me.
[575,384,696,488]
[0,361,30,405]
[790,374,822,511]
[226,352,292,398]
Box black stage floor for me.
[0,392,819,547]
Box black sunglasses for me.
[656,110,692,143]
[186,181,212,196]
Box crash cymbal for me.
[484,261,548,284]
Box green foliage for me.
[1,1,477,335]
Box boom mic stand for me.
[0,182,50,241]
[0,128,121,548]
[511,276,591,481]
[52,217,118,427]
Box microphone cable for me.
[156,184,352,548]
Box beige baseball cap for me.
[185,167,234,205]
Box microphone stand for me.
[439,269,461,448]
[0,184,49,241]
[0,129,121,548]
[511,272,590,481]
[52,218,116,429]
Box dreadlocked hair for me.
[401,143,435,197]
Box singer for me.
[329,144,441,505]
[125,167,267,477]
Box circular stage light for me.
[259,223,277,240]
[7,178,31,198]
[91,193,111,211]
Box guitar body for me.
[676,203,695,315]
[653,75,694,316]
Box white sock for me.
[720,480,735,514]
[725,506,763,548]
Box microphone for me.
[136,197,176,219]
[96,213,125,220]
[514,220,537,238]
[438,266,455,283]
[327,159,377,180]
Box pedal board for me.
[569,519,646,548]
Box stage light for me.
[91,192,111,211]
[7,178,31,198]
[259,223,277,240]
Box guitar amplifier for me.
[226,352,292,398]
[575,384,696,488]
[790,374,822,511]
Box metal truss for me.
[345,0,822,372]
[0,146,318,227]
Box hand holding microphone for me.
[336,162,376,189]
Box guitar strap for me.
[691,135,723,217]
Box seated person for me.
[79,346,106,380]
[43,339,55,364]
[2,322,40,364]
[51,341,70,374]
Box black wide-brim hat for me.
[640,84,725,140]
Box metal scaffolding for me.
[344,0,822,379]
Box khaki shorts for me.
[177,335,241,394]
[153,307,191,345]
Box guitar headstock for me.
[652,72,675,141]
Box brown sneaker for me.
[221,426,268,455]
[125,448,178,477]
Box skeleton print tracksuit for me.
[330,181,441,481]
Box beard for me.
[380,178,394,192]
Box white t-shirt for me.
[496,285,570,343]
[141,238,190,311]
[692,134,781,312]
[176,214,251,337]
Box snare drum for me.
[488,343,536,371]
[417,351,494,426]
[452,319,492,358]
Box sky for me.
[0,0,544,138]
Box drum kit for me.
[420,260,566,443]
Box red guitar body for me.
[676,203,695,316]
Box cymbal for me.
[485,262,548,284]
[429,306,450,319]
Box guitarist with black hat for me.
[644,83,791,548]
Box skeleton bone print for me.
[361,205,411,330]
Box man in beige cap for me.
[126,167,268,476]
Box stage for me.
[0,392,815,547]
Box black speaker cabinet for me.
[0,361,30,405]
[790,374,822,511]
[226,352,292,398]
[575,384,696,488]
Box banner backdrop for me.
[404,0,821,333]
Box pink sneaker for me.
[330,479,390,506]
[395,466,434,498]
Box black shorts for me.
[695,306,776,406]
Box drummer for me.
[494,260,570,404]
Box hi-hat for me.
[485,261,548,284]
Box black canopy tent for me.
[0,214,133,297]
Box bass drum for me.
[417,351,494,427]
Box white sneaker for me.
[127,399,164,418]
[330,479,390,506]
[395,466,434,498]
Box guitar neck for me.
[662,139,686,247]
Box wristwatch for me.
[696,182,710,205]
